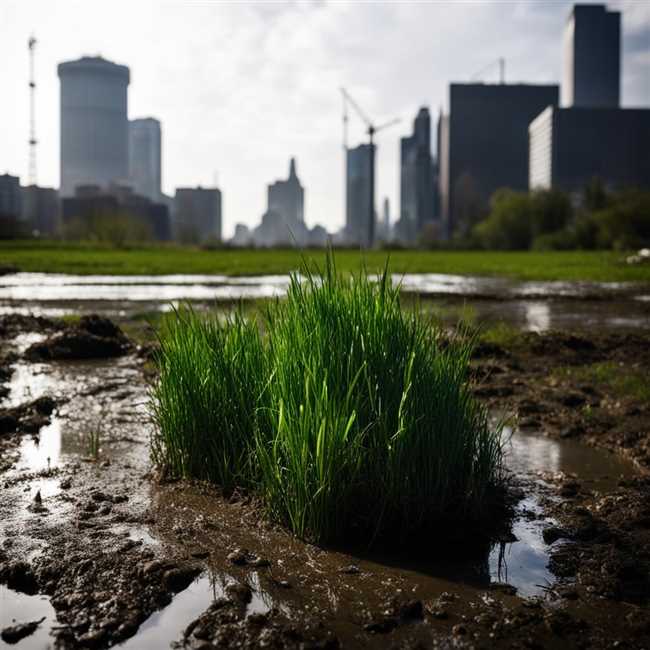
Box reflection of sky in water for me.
[489,497,554,597]
[524,302,551,333]
[0,271,647,332]
[492,426,560,595]
[17,418,62,473]
[3,364,60,409]
[10,331,47,353]
[0,584,56,647]
[504,426,635,485]
[0,272,643,302]
[119,571,278,650]
[503,427,561,475]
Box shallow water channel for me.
[0,272,648,332]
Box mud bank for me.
[0,316,648,649]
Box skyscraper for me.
[529,106,650,192]
[129,118,162,201]
[400,107,435,243]
[58,56,130,197]
[173,186,222,243]
[345,144,374,247]
[268,158,304,227]
[22,185,59,236]
[563,4,620,108]
[438,83,559,237]
[0,174,22,219]
[254,158,306,246]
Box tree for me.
[473,189,532,250]
[530,189,573,238]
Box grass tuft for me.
[151,254,504,544]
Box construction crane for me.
[340,87,400,248]
[28,35,37,186]
[470,57,506,84]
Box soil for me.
[0,315,648,649]
[471,330,650,470]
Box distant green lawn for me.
[0,241,649,282]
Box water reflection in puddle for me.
[504,427,635,488]
[0,272,648,333]
[3,365,59,410]
[488,497,553,597]
[119,571,276,650]
[0,584,56,648]
[17,419,62,474]
[486,425,637,596]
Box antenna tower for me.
[28,35,38,186]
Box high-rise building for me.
[529,106,650,193]
[173,187,222,243]
[268,158,304,226]
[563,4,620,108]
[129,118,162,201]
[438,83,559,237]
[345,143,375,247]
[62,184,171,241]
[58,56,130,197]
[22,185,60,236]
[252,158,307,246]
[400,107,435,243]
[0,174,22,219]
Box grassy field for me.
[1,241,649,282]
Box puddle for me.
[0,585,56,648]
[484,426,637,597]
[504,426,636,488]
[0,272,644,301]
[488,496,554,597]
[7,332,48,355]
[119,571,276,650]
[16,419,62,473]
[2,364,60,410]
[126,526,160,547]
[0,273,648,333]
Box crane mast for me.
[340,87,400,248]
[28,35,38,186]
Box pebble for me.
[339,564,360,575]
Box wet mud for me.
[0,314,648,649]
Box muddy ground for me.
[0,314,648,649]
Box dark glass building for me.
[563,4,620,108]
[173,187,222,243]
[438,83,559,237]
[399,107,436,243]
[529,107,650,193]
[345,143,374,247]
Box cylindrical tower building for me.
[58,56,130,197]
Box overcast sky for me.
[2,0,649,237]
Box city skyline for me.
[2,0,649,238]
